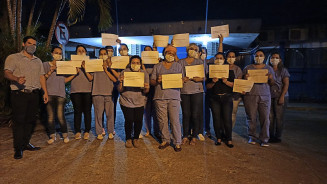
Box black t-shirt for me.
[206,69,235,95]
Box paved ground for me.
[0,103,326,184]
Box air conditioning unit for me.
[289,28,308,41]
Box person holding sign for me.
[118,56,150,148]
[267,52,290,143]
[105,46,115,58]
[206,52,235,148]
[83,48,117,140]
[243,49,275,147]
[179,43,205,145]
[70,45,93,140]
[143,45,161,139]
[43,46,76,144]
[150,45,183,152]
[225,51,243,128]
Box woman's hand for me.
[144,83,150,89]
[212,77,218,83]
[157,75,162,84]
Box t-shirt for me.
[179,58,204,94]
[243,64,275,96]
[92,71,114,96]
[119,68,149,108]
[206,67,235,95]
[151,62,183,101]
[4,51,45,90]
[43,62,66,98]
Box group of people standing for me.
[4,35,289,159]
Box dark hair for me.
[51,46,62,53]
[105,46,114,50]
[254,49,265,56]
[99,48,107,55]
[75,44,87,53]
[23,36,37,43]
[119,43,129,51]
[144,46,153,51]
[200,47,207,54]
[267,52,285,71]
[225,50,238,58]
[214,52,225,59]
[129,55,143,66]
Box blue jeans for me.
[181,93,203,138]
[269,97,288,139]
[210,94,233,141]
[46,96,68,135]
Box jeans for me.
[181,93,203,138]
[210,94,233,141]
[121,105,144,140]
[232,97,242,128]
[70,93,92,133]
[11,90,39,150]
[204,92,212,133]
[269,97,288,139]
[46,96,68,135]
[112,84,120,125]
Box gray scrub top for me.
[70,69,92,93]
[92,71,114,96]
[243,64,275,96]
[151,62,183,101]
[119,68,149,108]
[179,58,204,94]
[4,51,45,90]
[43,62,66,98]
[270,67,290,98]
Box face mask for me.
[99,55,108,60]
[227,58,236,64]
[188,50,197,58]
[201,54,206,60]
[131,64,141,71]
[165,54,175,62]
[214,59,224,65]
[78,52,86,56]
[195,53,200,59]
[270,58,280,66]
[120,50,128,56]
[25,45,36,55]
[108,51,114,57]
[53,54,62,61]
[254,56,264,64]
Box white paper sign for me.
[209,65,229,78]
[111,56,130,69]
[173,33,189,47]
[56,61,77,75]
[211,24,230,38]
[141,51,159,64]
[85,59,104,72]
[233,79,254,93]
[123,72,144,87]
[162,73,183,89]
[153,35,169,47]
[185,65,205,78]
[102,33,118,46]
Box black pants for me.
[112,85,119,124]
[70,93,92,133]
[11,90,40,151]
[181,92,203,138]
[121,105,144,140]
[210,94,233,141]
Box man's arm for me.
[40,75,48,104]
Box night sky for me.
[32,0,327,37]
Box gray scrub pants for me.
[154,99,182,145]
[243,95,271,143]
[232,97,242,128]
[269,97,288,139]
[93,95,115,135]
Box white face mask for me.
[270,58,280,66]
[227,58,236,64]
[99,55,108,60]
[131,64,141,71]
[165,54,175,62]
[254,56,265,64]
[120,50,128,56]
[52,54,62,61]
[108,51,114,57]
[214,59,224,65]
[188,50,197,58]
[201,54,206,60]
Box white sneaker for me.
[197,134,205,141]
[64,137,70,143]
[260,142,269,147]
[108,133,114,140]
[97,134,104,140]
[139,134,143,139]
